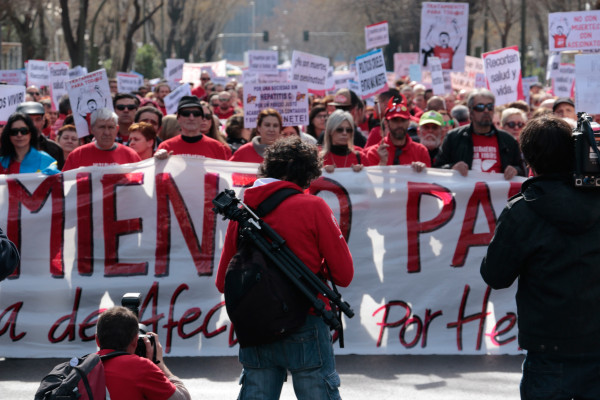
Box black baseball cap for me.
[553,97,574,112]
[177,96,204,115]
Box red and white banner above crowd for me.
[0,158,526,358]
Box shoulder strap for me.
[99,351,130,361]
[355,151,361,165]
[255,187,302,218]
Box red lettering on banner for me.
[154,172,218,277]
[452,182,496,267]
[507,181,521,199]
[373,301,442,348]
[49,287,82,343]
[7,174,65,278]
[79,309,104,342]
[102,173,147,276]
[0,302,26,341]
[446,285,490,351]
[406,182,456,273]
[487,312,517,346]
[139,282,165,333]
[308,177,352,241]
[76,173,94,274]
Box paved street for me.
[0,354,524,399]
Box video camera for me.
[121,293,157,363]
[573,112,600,188]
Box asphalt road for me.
[0,354,524,399]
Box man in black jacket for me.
[434,88,524,179]
[0,227,19,281]
[481,115,600,399]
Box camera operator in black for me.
[96,306,190,400]
[481,115,600,399]
[0,227,19,281]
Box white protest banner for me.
[0,159,525,358]
[165,59,185,82]
[48,62,70,111]
[68,66,86,80]
[429,57,445,95]
[290,51,329,94]
[66,69,112,137]
[182,60,227,84]
[420,2,469,71]
[475,73,487,88]
[575,54,600,114]
[333,71,355,90]
[242,69,289,85]
[26,60,49,88]
[549,11,600,52]
[325,67,335,93]
[164,83,192,115]
[482,46,524,106]
[365,21,390,50]
[394,53,420,80]
[546,52,561,81]
[0,70,26,86]
[348,80,362,97]
[247,50,278,73]
[409,64,422,83]
[443,71,452,94]
[521,76,539,107]
[553,63,575,99]
[355,48,388,99]
[450,55,484,91]
[244,83,309,128]
[0,85,26,123]
[117,72,144,93]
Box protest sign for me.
[0,70,26,86]
[243,82,309,128]
[333,71,355,90]
[475,73,487,88]
[68,66,87,80]
[355,48,388,99]
[26,60,49,88]
[348,80,362,97]
[325,66,335,93]
[242,69,289,85]
[549,11,600,52]
[443,71,452,94]
[394,53,420,80]
[450,55,485,91]
[0,159,525,357]
[66,69,112,137]
[365,21,390,50]
[290,51,329,93]
[575,54,600,114]
[482,46,524,106]
[552,63,575,99]
[48,62,70,111]
[546,52,560,82]
[117,72,144,93]
[0,85,26,124]
[164,83,192,115]
[420,2,469,71]
[409,64,422,83]
[429,57,445,95]
[521,76,539,106]
[165,59,185,82]
[247,50,278,73]
[182,61,227,84]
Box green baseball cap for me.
[419,111,444,126]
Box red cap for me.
[385,95,411,120]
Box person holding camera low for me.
[96,306,191,400]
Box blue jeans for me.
[237,314,341,400]
[521,351,600,400]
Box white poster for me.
[117,72,144,94]
[66,69,112,137]
[521,76,539,107]
[165,59,185,82]
[450,55,485,92]
[420,2,469,71]
[429,57,445,95]
[0,85,26,123]
[0,70,26,86]
[546,52,561,81]
[394,53,420,80]
[409,65,423,84]
[49,62,70,111]
[365,21,390,50]
[553,63,575,99]
[247,50,278,73]
[575,55,600,114]
[549,11,600,52]
[0,160,526,358]
[26,60,49,88]
[164,84,192,115]
[333,71,356,90]
[182,60,227,85]
[290,51,329,92]
[68,66,87,80]
[355,48,389,99]
[482,46,524,106]
[243,82,309,128]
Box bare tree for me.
[5,0,49,61]
[119,0,163,71]
[487,0,521,48]
[60,0,89,66]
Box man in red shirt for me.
[62,108,141,171]
[114,93,140,144]
[157,96,229,160]
[213,91,237,120]
[96,306,190,400]
[154,82,171,115]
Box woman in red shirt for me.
[229,108,282,163]
[321,109,364,172]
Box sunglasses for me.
[27,91,40,96]
[201,114,213,121]
[335,127,353,134]
[505,121,525,129]
[218,98,229,102]
[472,103,494,112]
[335,105,352,111]
[9,127,30,136]
[179,109,203,117]
[116,104,138,111]
[210,102,220,107]
[201,77,210,81]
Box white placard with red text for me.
[482,46,524,106]
[365,21,390,50]
[66,69,113,137]
[0,158,525,358]
[0,85,26,124]
[243,83,309,128]
[0,70,26,86]
[549,11,600,52]
[450,56,484,92]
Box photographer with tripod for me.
[215,137,354,400]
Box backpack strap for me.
[99,351,130,361]
[254,187,302,218]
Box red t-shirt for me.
[322,150,362,168]
[433,46,454,69]
[364,135,431,167]
[554,34,567,48]
[471,134,502,173]
[98,349,176,400]
[157,134,230,160]
[229,142,264,163]
[214,107,235,120]
[62,143,141,171]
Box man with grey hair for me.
[62,108,141,171]
[450,104,470,126]
[434,88,524,180]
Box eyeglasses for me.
[315,114,328,120]
[115,104,138,111]
[179,109,203,117]
[27,91,40,96]
[9,127,30,136]
[201,77,210,81]
[472,103,494,112]
[218,97,230,102]
[505,121,525,129]
[201,114,213,121]
[334,127,353,134]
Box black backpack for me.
[224,188,313,348]
[34,351,128,400]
